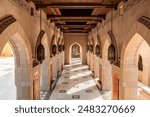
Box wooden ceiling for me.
[29,0,127,33]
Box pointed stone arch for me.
[120,19,150,100]
[0,15,32,99]
[69,42,82,64]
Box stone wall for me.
[64,33,88,64]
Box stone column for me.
[120,64,138,100]
[93,55,99,77]
[87,52,90,65]
[102,61,112,91]
[15,67,33,100]
[90,53,94,70]
[41,60,50,91]
[62,51,64,66]
[52,56,57,79]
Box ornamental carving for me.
[0,15,16,34]
[37,44,45,64]
[107,30,120,67]
[108,44,115,64]
[95,45,100,57]
[52,44,57,56]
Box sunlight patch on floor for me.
[49,58,111,100]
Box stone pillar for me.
[62,51,64,66]
[90,53,94,70]
[52,56,57,79]
[93,55,99,77]
[15,67,33,100]
[120,64,138,100]
[102,61,112,91]
[87,52,90,65]
[41,60,50,91]
[89,52,92,69]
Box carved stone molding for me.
[95,45,100,57]
[0,15,16,34]
[138,16,150,30]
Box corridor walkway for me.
[49,58,111,100]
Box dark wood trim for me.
[35,3,118,9]
[138,16,150,30]
[0,15,16,34]
[47,15,105,20]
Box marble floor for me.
[49,58,111,100]
[0,57,16,100]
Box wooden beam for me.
[61,29,91,33]
[56,24,96,28]
[26,0,32,3]
[35,3,118,9]
[47,15,105,20]
[51,19,101,22]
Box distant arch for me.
[69,42,82,64]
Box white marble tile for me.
[49,58,111,100]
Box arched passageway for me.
[121,33,150,100]
[0,18,32,100]
[0,42,15,99]
[69,43,82,65]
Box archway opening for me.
[0,33,30,100]
[122,33,150,100]
[69,43,82,65]
[71,44,80,58]
[0,42,16,100]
